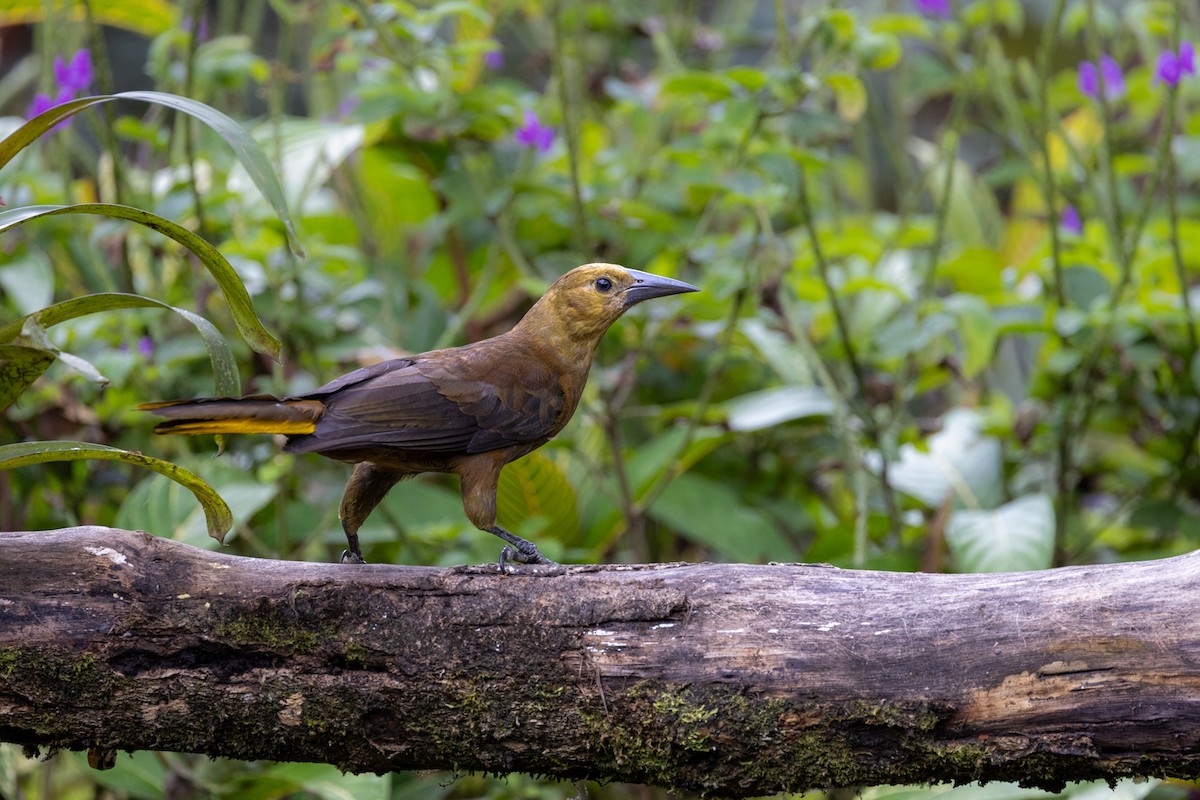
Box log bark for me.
[1,526,1198,797]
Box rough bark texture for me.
[1,526,1198,796]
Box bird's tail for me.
[139,396,325,436]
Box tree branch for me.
[1,527,1198,796]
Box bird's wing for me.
[285,350,564,455]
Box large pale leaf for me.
[723,385,834,432]
[0,291,240,397]
[945,494,1055,573]
[0,252,53,314]
[0,441,232,542]
[739,318,816,384]
[230,119,365,213]
[0,90,303,257]
[872,407,1003,508]
[0,204,279,361]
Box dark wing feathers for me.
[284,347,565,456]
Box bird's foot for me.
[339,548,366,564]
[488,525,557,572]
[497,543,558,572]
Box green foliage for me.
[4,0,1200,797]
[0,441,232,540]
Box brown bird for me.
[141,263,698,566]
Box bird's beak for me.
[621,268,700,307]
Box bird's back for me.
[284,333,578,461]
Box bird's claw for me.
[339,548,366,565]
[497,543,558,572]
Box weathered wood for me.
[0,526,1198,796]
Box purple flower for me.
[183,14,210,43]
[53,50,92,94]
[1061,204,1082,235]
[1156,41,1196,86]
[29,49,93,130]
[514,109,555,153]
[913,0,952,18]
[484,47,504,70]
[27,89,74,129]
[137,336,154,358]
[1078,55,1124,99]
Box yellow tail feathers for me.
[149,418,318,435]
[139,397,324,436]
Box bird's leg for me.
[338,462,404,564]
[490,525,558,568]
[459,459,558,569]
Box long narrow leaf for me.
[0,441,233,543]
[0,292,240,397]
[0,204,279,362]
[0,91,304,257]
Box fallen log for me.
[0,526,1197,797]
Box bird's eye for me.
[595,277,613,293]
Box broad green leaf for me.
[0,441,232,542]
[0,204,279,362]
[724,66,767,91]
[496,451,579,540]
[869,14,933,39]
[263,762,389,800]
[936,247,1004,295]
[944,293,999,378]
[946,494,1055,573]
[9,316,111,388]
[627,426,725,502]
[0,291,240,397]
[380,480,468,532]
[80,751,168,800]
[723,385,834,432]
[821,9,856,42]
[0,343,55,410]
[857,31,902,71]
[826,73,867,123]
[650,473,801,562]
[0,90,303,257]
[114,472,206,545]
[1061,265,1111,310]
[661,71,736,102]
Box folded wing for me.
[285,351,565,456]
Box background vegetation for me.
[1,0,1198,797]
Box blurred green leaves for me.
[0,90,289,545]
[3,0,1199,591]
[4,0,1200,795]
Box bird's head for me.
[518,263,699,346]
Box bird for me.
[141,263,698,567]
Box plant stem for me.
[552,0,590,254]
